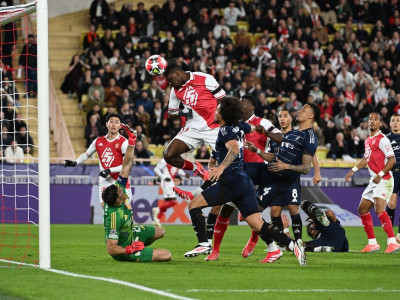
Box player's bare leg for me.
[164,139,209,180]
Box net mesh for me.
[0,2,38,266]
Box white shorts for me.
[172,127,219,151]
[161,178,176,199]
[98,179,133,204]
[362,177,394,203]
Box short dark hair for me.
[164,58,183,77]
[307,103,321,121]
[102,185,119,206]
[241,94,257,108]
[106,113,122,123]
[219,96,243,126]
[391,113,400,119]
[370,112,383,122]
[306,221,319,239]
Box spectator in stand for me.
[89,0,109,31]
[195,145,211,164]
[1,125,12,149]
[224,0,246,32]
[86,103,105,126]
[107,3,120,30]
[85,114,105,148]
[86,89,104,113]
[335,65,354,92]
[61,55,90,98]
[134,140,150,166]
[327,132,349,160]
[18,34,37,96]
[88,76,105,102]
[105,78,122,108]
[83,24,98,50]
[16,126,34,155]
[4,141,24,164]
[115,25,131,52]
[213,17,230,39]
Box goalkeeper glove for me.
[99,169,111,178]
[125,241,145,255]
[64,160,77,167]
[120,123,137,146]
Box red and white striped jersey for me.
[244,115,281,163]
[87,134,130,187]
[364,131,394,179]
[168,72,226,131]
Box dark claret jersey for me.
[386,132,400,170]
[215,121,252,174]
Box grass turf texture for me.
[0,224,399,300]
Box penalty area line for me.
[168,288,400,293]
[0,259,196,300]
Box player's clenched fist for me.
[64,160,77,167]
[99,169,111,178]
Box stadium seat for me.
[81,94,88,107]
[316,146,328,160]
[237,21,249,32]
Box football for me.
[145,55,167,76]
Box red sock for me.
[212,215,230,253]
[250,229,259,242]
[182,160,194,171]
[378,211,395,239]
[158,201,177,219]
[360,212,375,239]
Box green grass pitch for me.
[0,224,399,300]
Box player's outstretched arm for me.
[119,124,137,179]
[345,157,367,182]
[245,141,276,162]
[255,124,284,144]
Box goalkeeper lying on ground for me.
[283,200,349,252]
[102,124,171,262]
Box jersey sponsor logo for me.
[109,229,118,239]
[183,86,198,106]
[393,146,400,151]
[101,147,115,168]
[282,142,294,149]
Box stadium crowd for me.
[60,0,400,161]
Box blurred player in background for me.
[64,113,132,208]
[102,124,171,262]
[385,114,400,243]
[152,158,189,227]
[283,201,349,253]
[345,112,400,253]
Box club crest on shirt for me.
[115,143,120,149]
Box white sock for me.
[388,237,396,244]
[267,242,278,252]
[199,242,210,247]
[192,187,203,197]
[368,238,377,245]
[288,241,294,251]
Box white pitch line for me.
[0,259,196,300]
[169,289,400,293]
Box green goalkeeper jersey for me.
[104,201,134,248]
[104,177,133,247]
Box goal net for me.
[0,0,49,268]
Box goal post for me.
[37,0,50,270]
[0,0,50,269]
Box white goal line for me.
[168,288,400,293]
[0,259,197,300]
